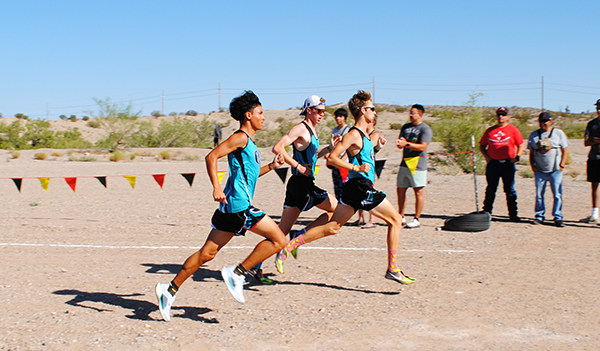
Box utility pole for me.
[372,77,375,103]
[541,76,544,112]
[161,90,164,116]
[218,83,221,111]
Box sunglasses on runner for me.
[363,106,376,112]
[312,107,325,114]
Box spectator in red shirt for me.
[479,107,525,222]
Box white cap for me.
[300,95,326,115]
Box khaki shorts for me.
[396,167,427,188]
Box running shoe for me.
[385,270,417,285]
[402,217,406,226]
[406,218,420,228]
[289,230,300,259]
[221,266,246,304]
[248,267,273,285]
[155,283,176,321]
[275,249,288,274]
[581,216,600,224]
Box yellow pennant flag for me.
[217,171,226,184]
[404,157,419,175]
[124,175,137,189]
[38,177,50,192]
[314,165,320,177]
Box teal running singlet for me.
[347,127,376,184]
[291,121,319,179]
[220,130,261,213]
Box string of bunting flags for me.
[2,150,474,193]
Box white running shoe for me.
[155,283,176,321]
[221,266,246,304]
[581,216,600,224]
[401,217,406,226]
[406,218,421,228]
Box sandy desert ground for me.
[0,127,599,350]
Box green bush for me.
[109,152,123,162]
[389,123,403,130]
[159,150,172,160]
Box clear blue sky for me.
[2,0,599,120]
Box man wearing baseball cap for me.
[528,112,570,227]
[479,107,525,222]
[582,99,600,223]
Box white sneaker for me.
[221,266,246,304]
[401,217,406,226]
[155,283,176,321]
[406,218,420,228]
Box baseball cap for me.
[595,99,600,108]
[538,112,552,122]
[496,107,508,116]
[300,95,326,115]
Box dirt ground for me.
[1,139,599,351]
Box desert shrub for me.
[15,113,29,120]
[429,108,487,174]
[159,151,172,160]
[51,151,62,157]
[518,169,534,178]
[79,154,97,162]
[254,119,296,148]
[168,112,177,116]
[129,153,137,160]
[11,150,20,159]
[69,115,77,122]
[52,128,94,149]
[34,152,47,160]
[185,110,198,116]
[151,110,162,117]
[82,116,90,121]
[87,119,101,128]
[389,123,403,130]
[109,152,124,162]
[59,115,67,120]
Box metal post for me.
[471,135,480,212]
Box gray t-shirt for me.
[527,128,569,172]
[399,122,433,171]
[332,124,350,159]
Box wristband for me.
[268,163,273,170]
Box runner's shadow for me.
[52,289,219,323]
[141,264,223,282]
[264,278,401,295]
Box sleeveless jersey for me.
[291,121,319,179]
[347,127,376,184]
[220,130,261,213]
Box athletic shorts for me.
[284,175,328,211]
[396,167,427,188]
[340,178,386,212]
[587,159,600,183]
[211,206,266,236]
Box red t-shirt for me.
[479,124,524,160]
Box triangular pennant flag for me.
[274,167,288,184]
[153,174,165,189]
[375,160,386,179]
[124,175,137,189]
[217,171,226,185]
[95,176,107,188]
[404,157,419,175]
[38,178,50,192]
[12,178,22,192]
[338,168,349,183]
[181,173,195,187]
[314,165,320,177]
[64,177,77,192]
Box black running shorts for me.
[283,175,328,211]
[587,159,600,183]
[340,178,386,212]
[211,206,266,236]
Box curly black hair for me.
[229,90,261,121]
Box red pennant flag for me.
[64,177,77,192]
[153,174,165,189]
[339,168,349,183]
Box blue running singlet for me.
[291,121,319,179]
[220,130,261,213]
[347,127,376,184]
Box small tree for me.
[69,115,77,122]
[185,110,198,116]
[151,110,162,117]
[59,115,68,120]
[87,98,142,149]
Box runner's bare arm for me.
[272,124,312,176]
[327,129,370,173]
[205,132,248,203]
